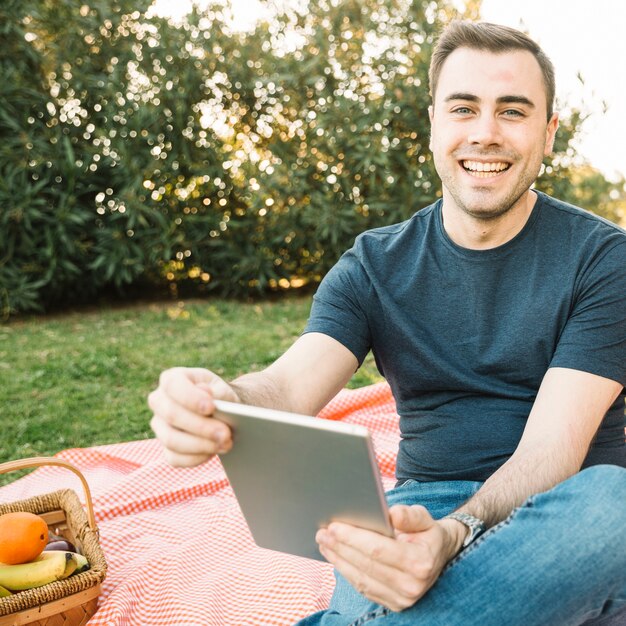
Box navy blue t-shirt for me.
[305,192,626,482]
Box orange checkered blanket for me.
[0,382,399,625]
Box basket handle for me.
[0,457,97,531]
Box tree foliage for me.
[1,0,624,316]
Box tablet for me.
[214,399,393,561]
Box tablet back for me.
[214,400,392,561]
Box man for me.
[148,21,626,625]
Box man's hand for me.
[316,504,466,612]
[148,367,239,467]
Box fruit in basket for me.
[0,584,10,597]
[75,552,90,573]
[0,550,73,591]
[41,550,80,579]
[44,539,77,553]
[43,550,90,574]
[0,512,48,565]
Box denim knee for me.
[550,465,626,566]
[569,464,626,505]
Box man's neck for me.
[441,190,538,250]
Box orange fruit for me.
[0,512,49,565]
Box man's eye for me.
[503,109,524,117]
[452,107,472,115]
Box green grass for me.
[0,295,382,486]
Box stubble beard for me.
[448,184,529,222]
[437,153,543,223]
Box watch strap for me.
[443,512,486,548]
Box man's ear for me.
[428,105,434,150]
[544,112,559,156]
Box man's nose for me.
[467,114,502,146]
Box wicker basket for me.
[0,457,107,626]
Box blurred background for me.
[2,0,625,318]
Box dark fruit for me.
[43,539,77,553]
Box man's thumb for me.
[391,504,434,534]
[197,378,239,403]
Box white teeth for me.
[462,160,510,174]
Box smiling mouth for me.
[461,160,511,178]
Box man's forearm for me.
[229,369,324,415]
[456,441,583,529]
[228,332,359,416]
[454,367,621,531]
[229,371,289,411]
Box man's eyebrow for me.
[444,93,536,108]
[444,92,479,102]
[497,95,535,108]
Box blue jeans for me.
[295,465,626,626]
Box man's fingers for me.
[148,367,241,469]
[197,379,240,403]
[317,531,427,612]
[158,368,214,414]
[319,523,430,581]
[319,544,408,611]
[148,388,232,447]
[320,523,401,566]
[316,512,447,612]
[390,504,435,534]
[150,415,231,458]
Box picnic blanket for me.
[0,382,400,625]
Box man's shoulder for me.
[354,201,439,249]
[538,192,626,238]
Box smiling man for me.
[148,21,626,625]
[430,46,559,243]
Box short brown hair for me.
[429,21,556,120]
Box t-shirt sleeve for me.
[303,242,372,365]
[549,241,626,386]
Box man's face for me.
[429,47,559,221]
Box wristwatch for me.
[443,512,486,548]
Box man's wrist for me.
[438,517,469,559]
[442,512,486,550]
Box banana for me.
[64,556,79,579]
[0,551,71,591]
[74,552,90,573]
[42,550,89,575]
[39,550,78,579]
[0,584,11,597]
